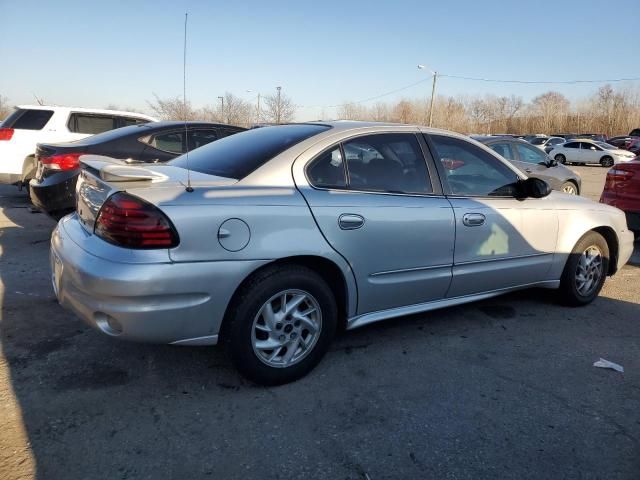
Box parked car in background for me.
[629,128,640,137]
[606,136,637,150]
[551,133,578,140]
[528,136,566,153]
[50,122,634,384]
[473,136,581,194]
[549,139,636,167]
[575,133,608,142]
[0,105,156,189]
[600,160,640,234]
[627,138,640,157]
[30,121,245,218]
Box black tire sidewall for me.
[555,154,566,164]
[225,266,337,385]
[560,232,609,306]
[600,156,613,167]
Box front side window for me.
[580,142,599,151]
[489,142,516,160]
[564,142,579,149]
[430,135,519,197]
[149,131,184,154]
[514,143,548,164]
[69,114,117,134]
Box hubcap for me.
[575,245,603,296]
[562,184,577,195]
[251,289,322,368]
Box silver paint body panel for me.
[51,122,635,344]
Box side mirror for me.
[547,157,558,167]
[518,177,552,199]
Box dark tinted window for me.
[121,117,149,127]
[529,137,547,145]
[149,131,184,154]
[169,124,331,179]
[430,135,518,197]
[564,142,580,149]
[307,147,347,188]
[3,109,54,130]
[69,114,117,134]
[343,134,432,194]
[514,143,547,164]
[549,138,564,145]
[489,142,516,160]
[580,142,598,150]
[187,129,217,150]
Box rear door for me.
[579,142,600,163]
[562,142,581,162]
[298,131,455,315]
[427,134,558,297]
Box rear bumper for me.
[29,170,78,216]
[51,215,268,345]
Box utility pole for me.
[218,96,224,123]
[256,93,261,123]
[276,86,282,124]
[428,72,437,127]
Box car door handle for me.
[338,214,365,230]
[462,213,486,227]
[525,168,532,173]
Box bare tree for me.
[531,91,570,133]
[147,93,198,121]
[262,90,296,124]
[0,94,11,120]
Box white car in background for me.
[0,105,156,188]
[529,136,565,152]
[549,139,636,167]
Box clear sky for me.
[2,0,638,120]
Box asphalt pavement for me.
[0,167,639,479]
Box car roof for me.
[471,135,532,145]
[16,104,157,121]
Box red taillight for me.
[0,128,14,141]
[95,193,179,249]
[607,168,635,182]
[40,152,82,171]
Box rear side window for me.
[489,142,516,160]
[148,131,184,154]
[120,117,149,127]
[168,124,331,179]
[68,114,117,134]
[2,109,54,130]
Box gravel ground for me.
[1,166,639,480]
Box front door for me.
[427,134,558,298]
[298,132,455,315]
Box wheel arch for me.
[592,226,619,275]
[221,255,353,340]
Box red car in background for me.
[601,160,640,234]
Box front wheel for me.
[600,156,614,167]
[559,231,609,306]
[224,265,337,385]
[560,181,578,195]
[554,154,566,165]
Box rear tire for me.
[559,231,609,306]
[224,265,337,385]
[600,156,614,167]
[555,154,566,164]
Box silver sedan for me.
[51,122,635,384]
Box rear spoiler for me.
[80,155,167,183]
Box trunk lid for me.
[76,155,236,233]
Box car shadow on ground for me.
[1,187,640,479]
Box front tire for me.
[560,181,578,195]
[559,231,609,306]
[555,154,566,164]
[600,156,614,167]
[224,265,337,385]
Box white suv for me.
[0,105,156,187]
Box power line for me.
[296,74,640,110]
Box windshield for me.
[596,141,616,150]
[168,124,331,179]
[529,137,547,145]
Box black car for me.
[30,121,245,218]
[472,136,582,195]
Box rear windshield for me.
[3,109,54,130]
[168,124,331,179]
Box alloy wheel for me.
[575,245,604,297]
[562,183,577,195]
[251,289,322,368]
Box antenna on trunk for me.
[183,12,193,192]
